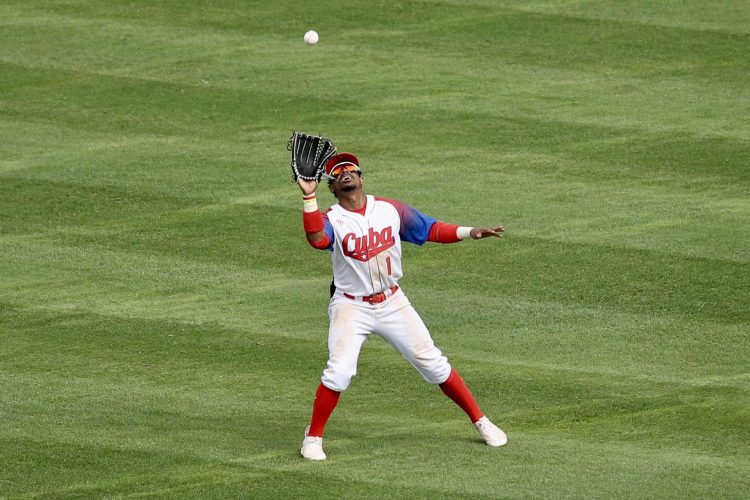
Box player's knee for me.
[321,366,356,392]
[415,356,451,385]
[409,345,450,383]
[424,364,451,384]
[431,362,452,384]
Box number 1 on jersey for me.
[386,256,392,276]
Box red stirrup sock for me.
[439,368,485,423]
[307,383,341,437]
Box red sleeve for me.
[428,222,461,243]
[308,234,332,249]
[303,209,334,251]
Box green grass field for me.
[2,0,749,497]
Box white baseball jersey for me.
[321,195,437,297]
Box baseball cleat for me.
[301,426,327,461]
[474,416,508,447]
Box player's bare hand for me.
[297,178,318,196]
[471,226,505,239]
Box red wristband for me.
[428,222,461,243]
[303,209,325,234]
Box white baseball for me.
[304,30,319,45]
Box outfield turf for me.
[1,0,749,497]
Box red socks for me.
[439,369,484,423]
[307,370,482,437]
[307,383,341,437]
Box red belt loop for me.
[343,285,398,304]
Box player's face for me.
[329,166,363,195]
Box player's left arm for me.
[428,222,505,243]
[377,197,506,245]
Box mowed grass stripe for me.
[2,359,748,497]
[1,438,239,498]
[3,2,747,81]
[0,63,357,141]
[1,232,746,390]
[504,0,750,35]
[2,158,747,270]
[1,215,746,325]
[3,285,745,386]
[404,9,749,79]
[3,358,747,464]
[2,5,747,141]
[1,171,745,328]
[3,52,744,143]
[6,428,749,498]
[4,110,747,196]
[3,115,747,266]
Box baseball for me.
[304,30,319,45]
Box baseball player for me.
[297,152,507,460]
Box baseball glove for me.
[287,131,337,182]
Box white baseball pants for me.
[321,288,452,392]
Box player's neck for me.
[338,190,367,212]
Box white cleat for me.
[301,426,327,461]
[474,416,508,447]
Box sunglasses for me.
[328,163,360,178]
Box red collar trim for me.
[343,199,367,215]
